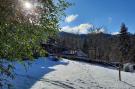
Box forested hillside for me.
[57,31,135,63]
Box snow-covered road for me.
[10,57,135,89]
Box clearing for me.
[8,57,135,89]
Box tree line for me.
[57,24,135,63]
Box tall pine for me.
[118,23,130,81]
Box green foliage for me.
[0,0,71,88]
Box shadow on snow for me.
[11,57,69,89]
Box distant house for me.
[62,49,88,57]
[41,38,88,58]
[62,50,76,55]
[76,49,88,57]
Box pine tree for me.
[118,23,130,81]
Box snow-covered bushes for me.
[123,63,135,72]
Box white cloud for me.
[100,28,105,32]
[111,32,120,35]
[61,23,93,34]
[65,14,78,23]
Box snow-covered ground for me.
[9,57,135,89]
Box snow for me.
[7,57,135,89]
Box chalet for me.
[62,49,88,57]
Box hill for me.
[6,57,135,89]
[57,32,135,63]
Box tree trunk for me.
[119,59,123,81]
[119,63,121,81]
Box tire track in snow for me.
[80,62,104,89]
[73,62,104,89]
[16,73,76,89]
[40,78,76,89]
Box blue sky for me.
[61,0,135,34]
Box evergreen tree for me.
[118,23,130,81]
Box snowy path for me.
[10,57,135,89]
